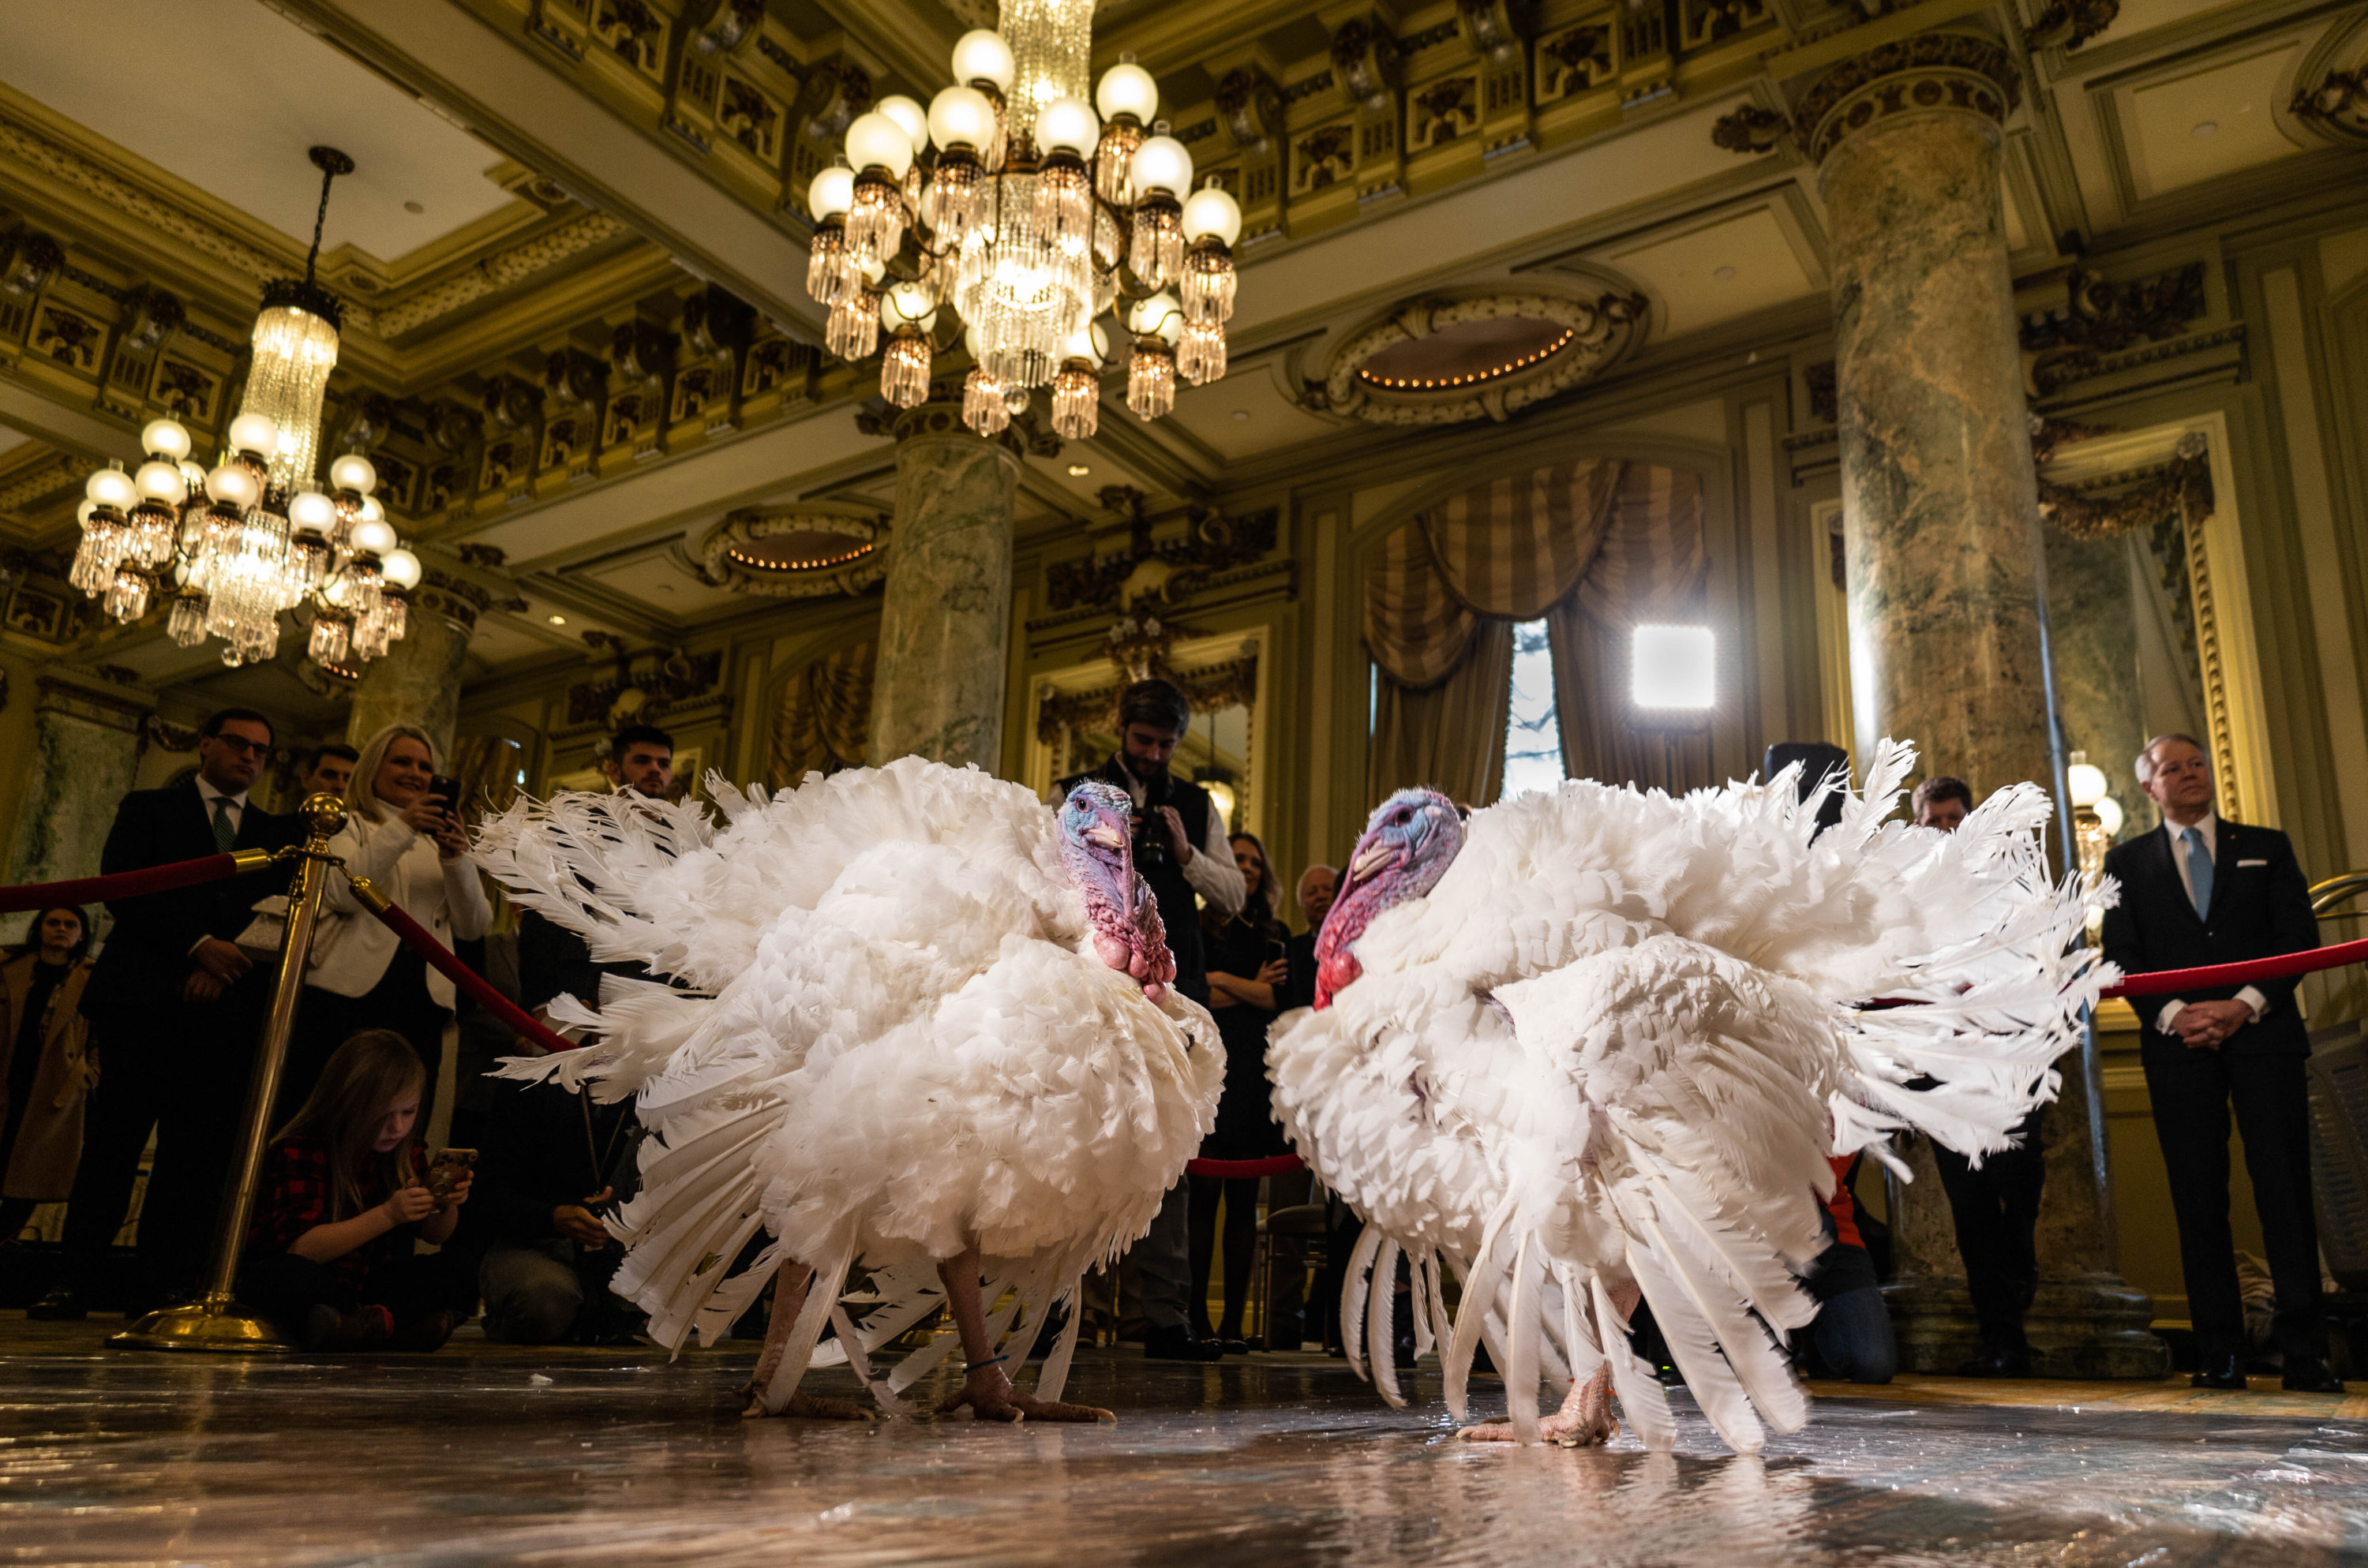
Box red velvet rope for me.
[2100,935,2368,1001]
[355,895,582,1056]
[0,852,246,915]
[1184,1154,1306,1178]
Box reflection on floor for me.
[6,1312,2368,1566]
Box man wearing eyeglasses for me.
[30,708,300,1321]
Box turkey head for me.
[1058,780,1178,1001]
[1313,787,1465,1008]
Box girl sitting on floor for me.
[243,1029,476,1352]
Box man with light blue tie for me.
[2100,733,2332,1392]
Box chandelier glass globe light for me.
[804,4,1244,437]
[70,414,417,672]
[64,143,416,672]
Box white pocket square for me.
[2237,859,2268,867]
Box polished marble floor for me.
[7,1314,2368,1566]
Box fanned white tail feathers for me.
[468,758,1223,1413]
[1273,739,2115,1452]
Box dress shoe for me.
[24,1285,85,1321]
[2191,1354,2248,1390]
[1955,1345,2032,1379]
[2282,1357,2347,1394]
[1142,1324,1223,1361]
[1219,1338,1251,1357]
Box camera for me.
[1130,805,1170,870]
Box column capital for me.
[857,391,1058,462]
[33,668,153,732]
[1797,31,2021,166]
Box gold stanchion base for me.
[107,1300,297,1354]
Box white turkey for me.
[472,757,1222,1423]
[1268,739,2110,1454]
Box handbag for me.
[234,895,351,970]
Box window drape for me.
[1362,460,1708,804]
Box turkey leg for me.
[1460,1364,1619,1446]
[740,1257,873,1420]
[935,1243,1113,1424]
[1461,1277,1637,1446]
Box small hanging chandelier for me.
[70,415,420,671]
[802,5,1245,437]
[236,147,354,496]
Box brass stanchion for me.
[111,793,348,1354]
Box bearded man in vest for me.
[1058,678,1245,1360]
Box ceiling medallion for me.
[802,4,1244,441]
[1305,289,1649,425]
[695,507,890,598]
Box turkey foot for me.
[934,1242,1114,1425]
[739,1259,880,1420]
[1460,1366,1618,1447]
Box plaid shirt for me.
[247,1136,422,1289]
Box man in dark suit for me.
[2100,732,2336,1392]
[28,707,300,1319]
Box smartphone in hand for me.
[424,1147,477,1206]
[426,774,463,824]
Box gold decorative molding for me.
[371,213,629,339]
[1301,287,1648,425]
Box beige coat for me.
[1,953,98,1201]
[309,810,493,1006]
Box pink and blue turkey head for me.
[1058,779,1176,1001]
[1313,788,1466,1009]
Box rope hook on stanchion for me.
[109,793,350,1355]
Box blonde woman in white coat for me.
[282,724,493,1121]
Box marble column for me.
[866,399,1021,770]
[2,672,152,944]
[2044,527,2149,832]
[346,570,492,761]
[1808,34,2164,1375]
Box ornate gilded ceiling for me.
[0,0,2355,709]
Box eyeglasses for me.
[207,734,268,758]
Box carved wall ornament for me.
[1409,76,1481,152]
[1036,647,1261,745]
[1794,33,2023,165]
[2019,261,2207,396]
[2023,0,2119,52]
[2037,432,2213,542]
[1536,24,1613,101]
[1711,103,1794,154]
[1303,287,1648,425]
[1215,67,1288,155]
[1803,361,1837,425]
[1331,18,1404,112]
[695,505,890,598]
[2291,68,2368,145]
[567,642,724,729]
[0,229,62,298]
[1043,496,1280,613]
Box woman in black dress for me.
[1190,832,1290,1352]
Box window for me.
[1501,618,1565,798]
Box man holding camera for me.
[1058,679,1245,1360]
[470,724,674,1344]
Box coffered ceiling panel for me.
[2122,36,2309,199]
[1166,357,1341,461]
[580,553,747,619]
[0,0,515,264]
[1596,205,1821,342]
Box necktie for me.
[211,796,237,853]
[2182,825,2213,922]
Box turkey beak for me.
[1348,840,1394,883]
[1084,824,1126,849]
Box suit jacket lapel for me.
[179,780,215,853]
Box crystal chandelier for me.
[803,6,1244,440]
[69,414,420,671]
[237,146,354,496]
